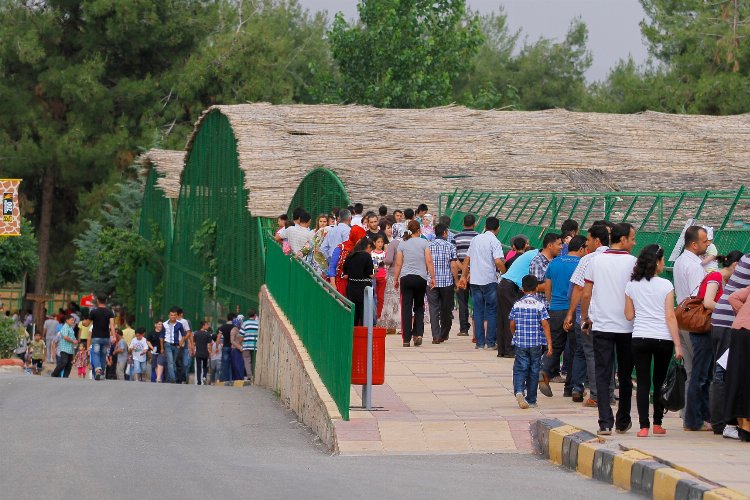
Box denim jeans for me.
[572,324,588,395]
[470,283,498,348]
[163,343,179,383]
[684,333,713,430]
[178,346,192,383]
[541,310,574,390]
[90,338,110,375]
[221,347,232,381]
[513,345,544,404]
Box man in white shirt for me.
[276,212,314,255]
[458,217,505,349]
[672,226,709,386]
[350,203,364,227]
[581,223,637,435]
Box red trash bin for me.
[351,326,386,385]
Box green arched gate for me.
[286,167,351,220]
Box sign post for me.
[0,179,22,236]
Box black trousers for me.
[541,310,576,391]
[195,356,209,385]
[427,285,454,340]
[400,275,427,343]
[347,283,369,326]
[51,351,73,378]
[631,337,673,429]
[497,279,521,356]
[456,285,471,333]
[593,330,633,430]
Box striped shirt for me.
[58,324,77,355]
[241,318,259,350]
[454,229,479,261]
[711,253,750,328]
[509,295,550,348]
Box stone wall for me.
[255,285,341,452]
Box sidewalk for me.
[334,326,750,495]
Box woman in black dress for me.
[343,237,375,326]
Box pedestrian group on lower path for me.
[23,202,750,444]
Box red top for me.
[697,271,723,302]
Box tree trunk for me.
[33,167,54,323]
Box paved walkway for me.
[335,326,750,495]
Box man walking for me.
[89,294,115,381]
[218,313,236,382]
[459,217,505,349]
[454,215,479,337]
[321,209,352,259]
[581,223,637,435]
[427,224,460,343]
[162,306,187,383]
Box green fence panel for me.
[264,236,354,420]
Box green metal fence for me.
[264,235,354,420]
[286,167,351,219]
[440,187,750,261]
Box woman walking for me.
[343,237,375,326]
[393,220,435,347]
[624,244,683,437]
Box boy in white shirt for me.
[128,328,151,382]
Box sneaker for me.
[457,331,470,337]
[597,427,612,436]
[723,426,740,440]
[550,375,565,384]
[528,403,538,408]
[563,388,573,398]
[486,343,497,349]
[637,428,649,438]
[538,373,553,397]
[95,369,102,381]
[572,392,584,403]
[653,425,667,435]
[475,344,485,349]
[583,398,597,408]
[515,392,529,409]
[616,422,632,434]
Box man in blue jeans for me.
[459,217,505,349]
[88,294,115,380]
[217,313,237,382]
[162,306,186,383]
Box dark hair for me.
[347,205,355,212]
[393,209,403,216]
[227,312,236,321]
[247,310,257,317]
[354,203,364,215]
[136,327,146,334]
[434,223,449,239]
[378,205,388,216]
[485,216,500,231]
[561,219,579,235]
[299,212,311,224]
[717,250,744,268]
[176,307,184,315]
[404,208,415,219]
[611,223,634,246]
[521,274,538,293]
[592,219,615,230]
[417,203,428,213]
[62,314,72,322]
[284,220,294,228]
[631,244,665,281]
[331,207,340,218]
[684,225,706,246]
[371,233,385,246]
[587,224,610,247]
[278,214,288,221]
[568,235,587,253]
[438,215,451,227]
[463,214,476,228]
[353,237,373,253]
[542,232,561,248]
[511,236,527,251]
[403,220,421,240]
[199,321,209,329]
[292,207,304,220]
[96,294,107,305]
[169,306,181,314]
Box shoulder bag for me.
[674,276,713,333]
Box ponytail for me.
[403,220,421,241]
[717,250,744,268]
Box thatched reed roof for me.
[139,149,185,199]
[186,104,750,217]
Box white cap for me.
[703,226,714,240]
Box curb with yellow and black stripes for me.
[532,418,749,500]
[212,380,252,387]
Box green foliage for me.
[0,316,23,359]
[190,220,218,297]
[0,219,39,286]
[327,0,484,108]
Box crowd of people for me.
[275,202,750,443]
[22,295,259,385]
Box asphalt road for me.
[0,374,631,499]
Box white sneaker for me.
[723,426,740,440]
[515,392,529,409]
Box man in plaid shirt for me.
[509,275,553,409]
[427,224,460,343]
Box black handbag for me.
[660,360,687,413]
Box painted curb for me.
[531,420,749,500]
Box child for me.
[275,214,292,255]
[209,333,222,385]
[701,226,719,273]
[28,332,46,376]
[129,327,151,382]
[193,321,212,385]
[508,275,553,409]
[371,235,387,319]
[73,343,89,378]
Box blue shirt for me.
[545,255,581,311]
[501,249,540,288]
[321,223,351,259]
[509,295,550,348]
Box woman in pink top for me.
[724,284,750,442]
[699,251,744,310]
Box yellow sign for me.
[0,179,22,236]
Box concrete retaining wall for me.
[255,285,341,452]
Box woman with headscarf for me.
[230,315,245,381]
[421,213,435,241]
[307,213,331,278]
[328,225,367,297]
[343,237,375,326]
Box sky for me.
[297,0,651,82]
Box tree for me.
[0,219,39,287]
[327,0,484,108]
[0,0,216,297]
